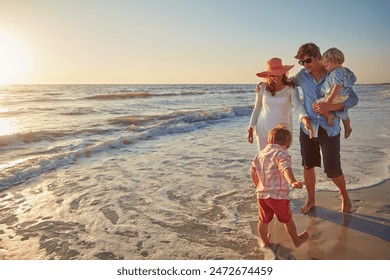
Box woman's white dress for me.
[248,84,307,151]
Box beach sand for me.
[0,178,389,260]
[251,179,390,260]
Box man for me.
[292,43,359,213]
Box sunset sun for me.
[0,31,31,85]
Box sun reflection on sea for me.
[0,104,18,136]
[0,117,18,136]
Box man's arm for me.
[313,88,359,114]
[312,102,344,114]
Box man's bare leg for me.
[332,174,352,213]
[301,167,316,214]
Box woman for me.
[247,57,313,151]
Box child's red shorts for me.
[258,198,292,224]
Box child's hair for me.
[268,125,292,149]
[294,42,321,60]
[322,47,345,64]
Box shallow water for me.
[0,84,389,259]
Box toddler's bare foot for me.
[344,128,352,139]
[258,234,271,248]
[294,231,309,247]
[300,200,315,214]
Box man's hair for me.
[294,42,321,60]
[268,124,292,149]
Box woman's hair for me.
[265,75,295,96]
[294,42,321,60]
[322,48,345,64]
[268,124,292,149]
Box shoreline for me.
[0,178,389,260]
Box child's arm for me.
[250,166,259,188]
[283,167,304,189]
[326,84,341,103]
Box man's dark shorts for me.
[299,126,343,178]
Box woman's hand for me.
[247,128,254,143]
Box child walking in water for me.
[316,47,357,139]
[250,125,309,247]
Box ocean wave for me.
[0,110,20,117]
[179,91,208,96]
[84,89,251,101]
[0,105,252,148]
[107,105,253,128]
[85,92,152,100]
[0,133,138,189]
[0,128,110,147]
[227,89,252,94]
[0,106,252,189]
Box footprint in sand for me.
[100,206,119,224]
[95,251,123,260]
[70,194,88,210]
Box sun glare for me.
[0,117,18,136]
[0,31,31,85]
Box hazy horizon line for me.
[2,82,390,86]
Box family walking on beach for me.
[247,42,358,247]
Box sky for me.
[0,0,389,84]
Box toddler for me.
[250,125,309,247]
[316,47,357,139]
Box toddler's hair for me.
[268,124,292,149]
[322,47,345,64]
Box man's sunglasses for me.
[298,57,313,66]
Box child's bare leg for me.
[258,221,270,247]
[284,219,309,247]
[342,118,352,139]
[322,112,334,126]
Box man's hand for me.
[301,117,314,139]
[312,102,344,115]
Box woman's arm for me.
[248,83,263,128]
[247,84,263,143]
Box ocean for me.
[0,84,389,259]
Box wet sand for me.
[251,179,390,260]
[0,177,389,260]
